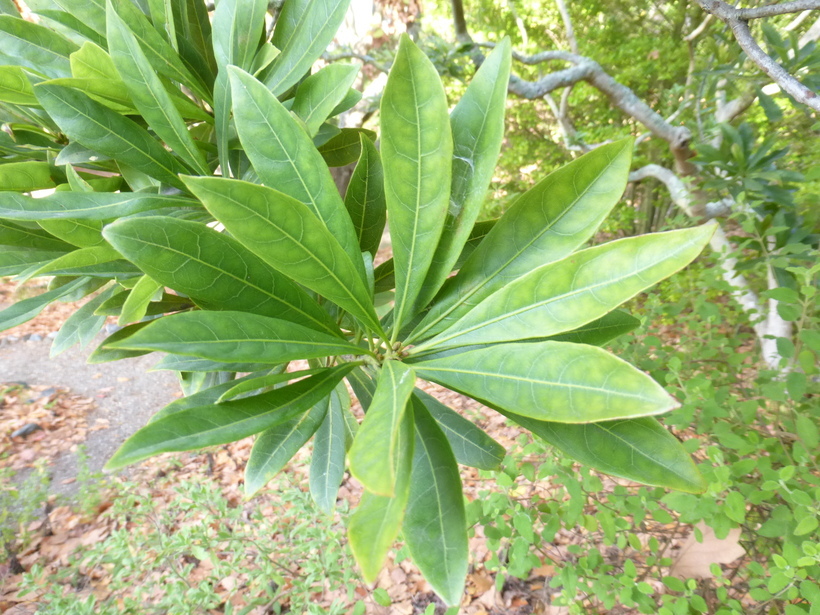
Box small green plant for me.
[0,0,716,603]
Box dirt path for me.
[0,334,178,500]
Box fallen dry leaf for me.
[670,522,746,579]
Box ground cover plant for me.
[5,0,807,607]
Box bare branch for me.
[322,51,391,74]
[554,0,579,53]
[785,9,812,29]
[695,0,820,111]
[684,13,713,40]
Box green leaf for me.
[102,216,340,336]
[413,389,504,470]
[117,274,161,325]
[24,245,127,280]
[501,409,705,493]
[106,365,353,470]
[145,0,175,48]
[36,10,107,48]
[349,361,415,496]
[547,310,641,345]
[409,138,634,343]
[318,127,377,167]
[108,310,365,364]
[0,220,74,252]
[0,191,193,220]
[0,161,54,192]
[245,391,331,496]
[216,368,324,403]
[264,0,352,96]
[34,83,189,188]
[381,35,453,334]
[0,66,39,106]
[228,66,364,273]
[403,397,467,606]
[292,64,359,136]
[88,321,152,363]
[106,1,209,174]
[310,385,348,513]
[348,405,414,583]
[182,176,383,335]
[0,250,67,276]
[414,341,678,423]
[43,0,106,37]
[417,38,511,308]
[415,224,715,351]
[152,355,272,374]
[149,372,263,423]
[0,15,77,79]
[39,219,105,248]
[70,41,117,81]
[344,136,386,257]
[0,276,90,332]
[51,285,115,356]
[211,0,267,175]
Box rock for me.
[29,334,42,342]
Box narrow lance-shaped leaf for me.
[182,176,383,335]
[263,0,352,96]
[408,138,633,344]
[106,1,209,174]
[0,15,77,79]
[310,385,348,513]
[23,245,126,281]
[108,310,366,365]
[403,397,468,607]
[36,10,107,48]
[51,284,115,357]
[413,389,504,471]
[103,216,341,336]
[348,405,414,583]
[495,407,706,494]
[39,219,106,248]
[0,250,67,276]
[0,220,74,252]
[245,392,330,496]
[381,35,453,335]
[34,84,189,189]
[0,276,91,333]
[349,361,415,496]
[105,365,354,470]
[416,38,511,308]
[415,224,716,352]
[0,66,39,106]
[414,341,678,423]
[0,161,54,192]
[228,66,364,276]
[216,368,325,403]
[211,0,267,176]
[318,128,376,167]
[0,192,194,220]
[344,136,386,257]
[291,63,359,136]
[547,310,641,345]
[118,274,162,325]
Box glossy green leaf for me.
[264,0,352,96]
[403,397,467,606]
[413,389,504,470]
[109,310,365,364]
[349,361,415,497]
[70,41,117,81]
[547,310,641,345]
[216,368,324,403]
[318,128,377,167]
[344,136,386,257]
[417,38,511,309]
[152,355,272,374]
[39,219,105,248]
[117,274,161,325]
[0,161,54,191]
[291,64,359,136]
[211,0,267,176]
[0,220,74,252]
[228,66,363,273]
[498,409,706,493]
[0,276,90,332]
[408,138,634,343]
[245,392,330,496]
[145,0,175,48]
[36,10,107,48]
[0,250,66,276]
[183,176,383,334]
[108,0,209,102]
[148,372,263,423]
[105,365,353,470]
[103,216,340,336]
[0,15,77,79]
[0,191,193,220]
[44,0,106,37]
[34,83,189,188]
[51,284,115,356]
[416,224,715,351]
[414,341,678,423]
[0,66,39,106]
[106,2,208,174]
[348,405,414,583]
[24,245,124,280]
[173,0,216,79]
[310,385,347,513]
[381,35,453,334]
